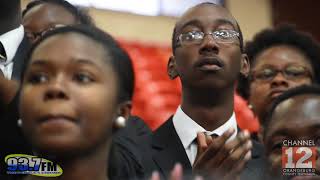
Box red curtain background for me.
[119,40,181,130]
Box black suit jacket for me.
[109,116,153,180]
[0,34,32,179]
[11,34,31,81]
[145,117,266,180]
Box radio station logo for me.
[5,154,63,177]
[282,140,316,176]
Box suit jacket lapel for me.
[12,34,30,81]
[238,126,265,179]
[237,127,264,159]
[152,117,192,179]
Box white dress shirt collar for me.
[173,106,238,149]
[0,25,24,65]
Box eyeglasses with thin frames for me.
[249,65,313,82]
[176,29,240,47]
[26,24,66,42]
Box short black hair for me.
[21,25,134,103]
[263,85,320,136]
[22,0,94,26]
[237,25,320,99]
[171,2,244,54]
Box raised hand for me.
[150,163,204,180]
[193,128,252,180]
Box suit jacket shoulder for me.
[108,116,152,180]
[11,34,31,81]
[149,117,192,179]
[240,139,267,180]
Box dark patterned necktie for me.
[204,131,219,139]
[0,41,7,63]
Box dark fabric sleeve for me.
[0,94,32,179]
[108,116,152,180]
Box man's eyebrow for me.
[214,19,237,30]
[268,123,320,139]
[178,19,202,31]
[308,124,320,131]
[269,128,291,139]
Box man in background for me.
[0,0,32,178]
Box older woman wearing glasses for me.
[237,25,320,141]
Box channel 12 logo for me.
[5,154,63,177]
[282,140,316,176]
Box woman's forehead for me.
[252,45,312,68]
[31,33,109,67]
[35,33,102,52]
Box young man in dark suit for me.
[144,3,265,179]
[0,0,32,178]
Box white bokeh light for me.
[66,0,223,17]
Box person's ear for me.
[167,56,179,80]
[118,100,131,119]
[240,54,250,77]
[113,101,131,129]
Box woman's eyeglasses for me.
[250,65,312,82]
